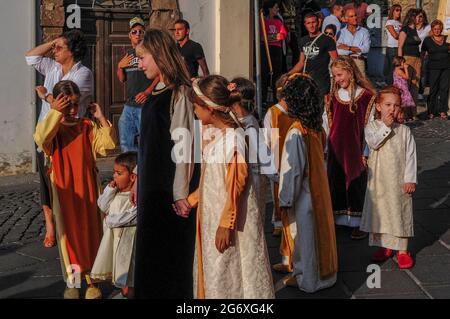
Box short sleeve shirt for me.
[400,26,421,57]
[178,40,206,78]
[299,34,336,95]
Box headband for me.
[192,79,243,128]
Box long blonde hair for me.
[141,29,191,90]
[330,56,375,113]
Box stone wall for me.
[389,0,440,21]
[41,0,65,43]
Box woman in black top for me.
[398,8,422,113]
[421,20,450,120]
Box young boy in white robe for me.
[360,86,417,269]
[90,152,138,298]
[278,73,338,293]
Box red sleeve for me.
[278,20,288,40]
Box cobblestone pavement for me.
[0,118,449,299]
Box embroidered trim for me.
[333,210,363,217]
[364,94,377,125]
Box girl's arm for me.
[34,110,63,155]
[215,151,248,254]
[397,67,409,80]
[90,103,117,156]
[279,129,305,209]
[364,121,392,150]
[187,189,200,209]
[386,25,400,40]
[404,127,417,184]
[397,31,406,56]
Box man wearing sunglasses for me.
[117,17,154,152]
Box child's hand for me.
[35,86,47,100]
[173,199,191,218]
[404,183,416,194]
[89,103,106,121]
[130,178,137,207]
[215,226,234,254]
[51,93,70,113]
[109,181,116,188]
[382,112,395,127]
[362,156,368,168]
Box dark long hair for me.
[52,80,81,97]
[282,74,323,132]
[60,29,87,62]
[403,8,417,27]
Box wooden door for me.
[77,8,148,151]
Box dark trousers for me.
[261,45,283,111]
[427,68,450,115]
[36,150,52,208]
[383,47,398,85]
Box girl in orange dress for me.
[34,80,116,299]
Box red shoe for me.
[371,248,393,262]
[397,252,414,269]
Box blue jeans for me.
[119,104,142,152]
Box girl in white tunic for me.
[182,75,274,299]
[360,86,417,269]
[278,74,338,293]
[90,152,138,298]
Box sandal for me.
[43,235,56,248]
[440,113,448,120]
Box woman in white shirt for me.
[384,4,402,85]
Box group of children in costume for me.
[35,53,417,298]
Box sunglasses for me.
[394,9,401,12]
[52,44,67,52]
[130,29,145,36]
[325,32,335,36]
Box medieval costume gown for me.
[326,87,376,227]
[34,109,116,282]
[360,121,417,250]
[134,83,200,299]
[188,129,274,299]
[90,185,137,288]
[279,121,338,293]
[263,103,296,263]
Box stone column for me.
[40,0,65,43]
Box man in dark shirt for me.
[117,17,156,152]
[289,13,337,99]
[174,19,210,79]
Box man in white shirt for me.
[25,29,93,249]
[336,7,371,76]
[321,4,344,37]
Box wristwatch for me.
[44,92,52,103]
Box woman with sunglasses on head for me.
[26,29,93,249]
[384,4,402,85]
[116,17,159,153]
